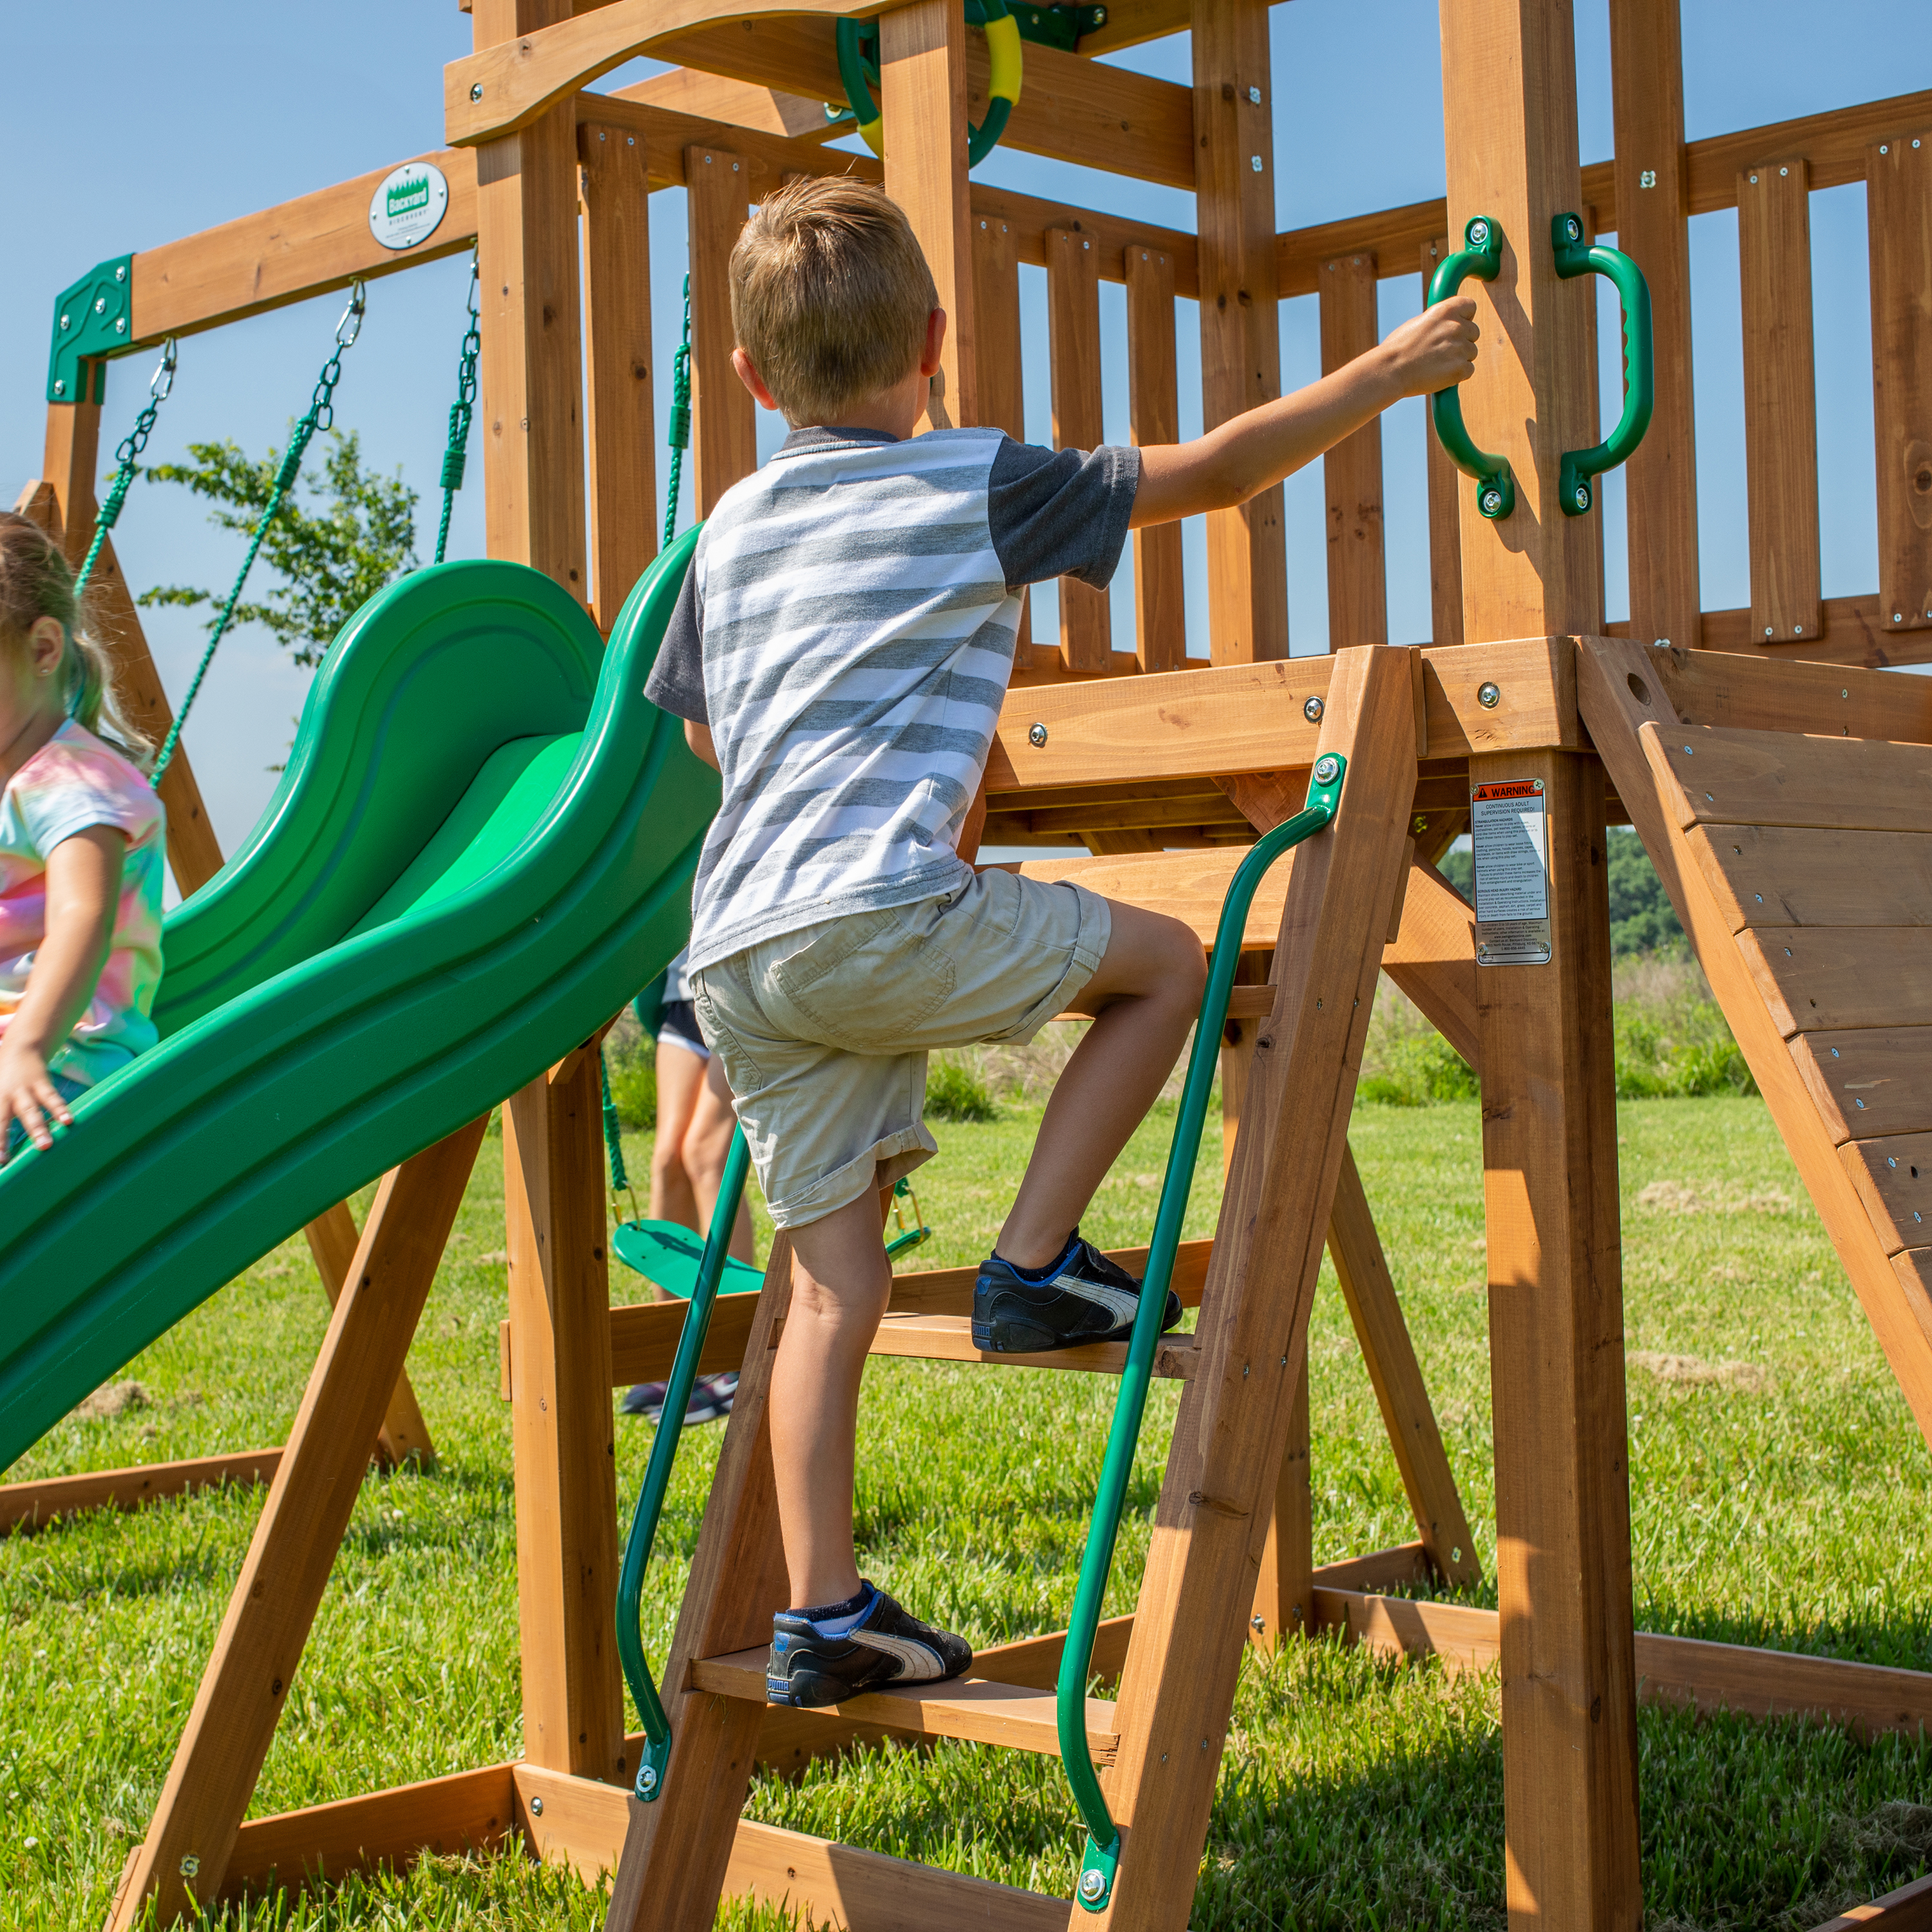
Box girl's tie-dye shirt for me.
[1,721,165,1086]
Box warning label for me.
[1470,779,1551,965]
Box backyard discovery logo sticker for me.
[368,162,450,251]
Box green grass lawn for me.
[3,1092,1929,1929]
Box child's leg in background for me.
[996,898,1205,1269]
[681,1051,755,1264]
[769,1187,893,1607]
[648,1038,707,1262]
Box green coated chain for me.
[662,275,692,550]
[432,255,482,565]
[151,283,365,785]
[600,1048,634,1211]
[71,339,176,601]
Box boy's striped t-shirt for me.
[644,425,1138,972]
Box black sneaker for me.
[618,1373,737,1425]
[765,1584,973,1709]
[972,1233,1182,1354]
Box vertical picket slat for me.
[973,213,1032,661]
[1421,237,1465,650]
[1739,156,1822,645]
[686,145,757,516]
[1046,225,1110,672]
[1318,253,1387,648]
[1126,243,1186,673]
[1868,135,1932,635]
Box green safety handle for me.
[616,1122,753,1803]
[835,1,1020,167]
[1426,216,1513,522]
[1550,213,1654,517]
[1059,753,1347,1917]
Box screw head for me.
[530,1794,544,1816]
[1303,694,1323,723]
[1252,1614,1265,1629]
[1079,1869,1108,1902]
[639,1765,658,1793]
[1477,681,1501,709]
[179,1855,200,1879]
[1566,214,1582,241]
[1312,753,1341,784]
[59,314,70,329]
[470,82,484,100]
[1247,84,1261,103]
[1479,486,1503,516]
[1573,483,1589,510]
[115,317,126,333]
[1250,154,1264,172]
[52,379,64,396]
[94,296,106,314]
[1028,721,1048,747]
[1468,218,1490,248]
[115,264,127,282]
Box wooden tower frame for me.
[8,3,1931,1928]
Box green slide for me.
[0,530,713,1473]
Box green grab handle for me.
[836,1,1019,167]
[1550,212,1654,517]
[1427,216,1514,521]
[1060,754,1348,1915]
[616,1122,753,1803]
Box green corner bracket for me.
[1426,218,1514,521]
[1550,212,1654,517]
[48,255,136,406]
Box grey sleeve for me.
[643,568,707,725]
[986,435,1142,591]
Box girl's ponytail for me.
[0,511,154,772]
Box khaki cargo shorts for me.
[688,869,1110,1228]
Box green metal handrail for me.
[1061,752,1348,1915]
[1549,212,1654,517]
[615,1122,753,1803]
[1426,216,1514,522]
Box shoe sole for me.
[972,1300,1182,1355]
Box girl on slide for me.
[0,513,164,1165]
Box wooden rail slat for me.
[0,1451,283,1536]
[1685,826,1932,933]
[1046,226,1110,674]
[1318,251,1387,650]
[1738,927,1932,1035]
[1739,156,1823,646]
[685,144,756,518]
[974,209,1034,663]
[1867,135,1932,637]
[1841,1132,1932,1256]
[1124,242,1185,674]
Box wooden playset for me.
[9,1,1932,1926]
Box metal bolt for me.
[1028,721,1048,747]
[1079,1869,1108,1903]
[1882,146,1890,155]
[531,1795,545,1816]
[180,1855,200,1879]
[1640,169,1657,189]
[1313,754,1341,784]
[1468,219,1490,248]
[1480,486,1503,516]
[1781,166,1788,176]
[1574,484,1589,511]
[1765,625,1775,637]
[1252,1614,1265,1629]
[1477,682,1501,709]
[1750,173,1760,185]
[1303,694,1323,723]
[53,379,64,395]
[59,314,69,330]
[115,264,127,282]
[1897,612,1905,622]
[94,296,106,314]
[1794,624,1803,635]
[1251,155,1264,172]
[1842,688,1850,699]
[639,1765,658,1793]
[1566,214,1582,241]
[471,82,483,100]
[115,318,126,333]
[1247,85,1261,104]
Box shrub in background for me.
[602,1010,658,1130]
[926,1059,998,1123]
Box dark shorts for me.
[657,998,710,1061]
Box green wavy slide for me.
[0,531,712,1474]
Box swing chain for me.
[661,275,692,551]
[151,282,366,784]
[599,1044,640,1222]
[71,338,176,601]
[433,254,482,565]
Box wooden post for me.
[974,210,1032,658]
[579,117,657,632]
[504,1054,626,1785]
[1192,0,1287,664]
[880,0,977,431]
[685,144,757,516]
[1126,243,1186,674]
[1421,239,1466,650]
[106,1121,489,1928]
[1608,0,1701,650]
[1739,156,1822,647]
[1866,133,1932,636]
[1046,227,1110,672]
[1318,251,1388,649]
[1438,5,1640,1921]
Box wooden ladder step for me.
[860,1312,1199,1378]
[690,1648,1121,1762]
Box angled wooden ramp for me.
[603,645,1423,1932]
[1578,638,1932,1450]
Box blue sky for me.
[3,1,1925,868]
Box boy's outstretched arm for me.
[1129,294,1479,528]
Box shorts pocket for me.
[689,974,764,1094]
[771,907,956,1051]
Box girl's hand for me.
[0,1036,70,1155]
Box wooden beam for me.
[1607,593,1932,668]
[1382,857,1480,1070]
[1193,0,1287,665]
[1124,242,1186,674]
[1046,226,1109,671]
[685,143,757,517]
[1317,251,1387,649]
[0,1450,281,1537]
[1867,133,1932,636]
[105,1119,489,1928]
[1421,238,1465,649]
[882,1,976,431]
[578,117,658,632]
[1682,90,1932,215]
[1739,156,1823,646]
[1609,0,1701,652]
[615,68,840,144]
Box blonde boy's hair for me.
[730,176,938,426]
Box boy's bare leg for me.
[649,1040,706,1241]
[997,900,1205,1269]
[770,1189,894,1607]
[686,1052,756,1263]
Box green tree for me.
[137,429,418,667]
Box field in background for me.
[3,1086,1929,1927]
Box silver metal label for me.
[1471,778,1551,965]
